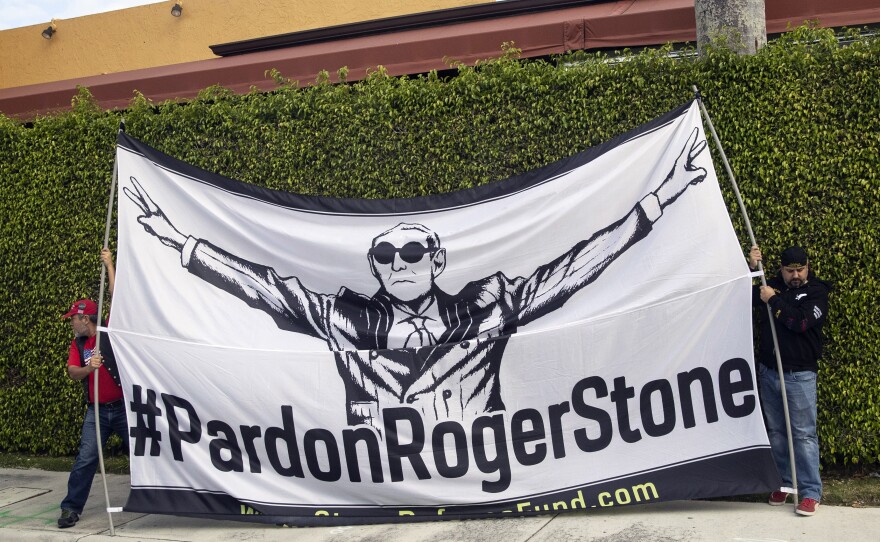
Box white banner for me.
[110,102,779,524]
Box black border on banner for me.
[116,101,693,217]
[123,447,780,525]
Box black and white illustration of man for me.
[124,129,709,428]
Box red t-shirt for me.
[67,334,123,404]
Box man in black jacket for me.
[749,245,831,517]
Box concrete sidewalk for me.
[2,467,878,541]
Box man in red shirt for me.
[58,250,128,529]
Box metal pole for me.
[693,86,799,510]
[93,121,124,535]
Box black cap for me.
[780,246,809,268]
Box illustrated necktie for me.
[403,316,436,349]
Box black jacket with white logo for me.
[753,271,832,372]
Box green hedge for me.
[1,27,877,465]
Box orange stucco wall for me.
[0,0,488,89]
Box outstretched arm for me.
[123,177,332,341]
[515,128,709,323]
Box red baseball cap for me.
[62,299,98,319]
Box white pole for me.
[693,87,799,511]
[92,120,124,535]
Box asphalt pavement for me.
[2,467,878,541]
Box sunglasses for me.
[370,241,435,265]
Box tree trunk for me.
[695,0,767,55]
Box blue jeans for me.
[758,364,822,501]
[60,402,129,513]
